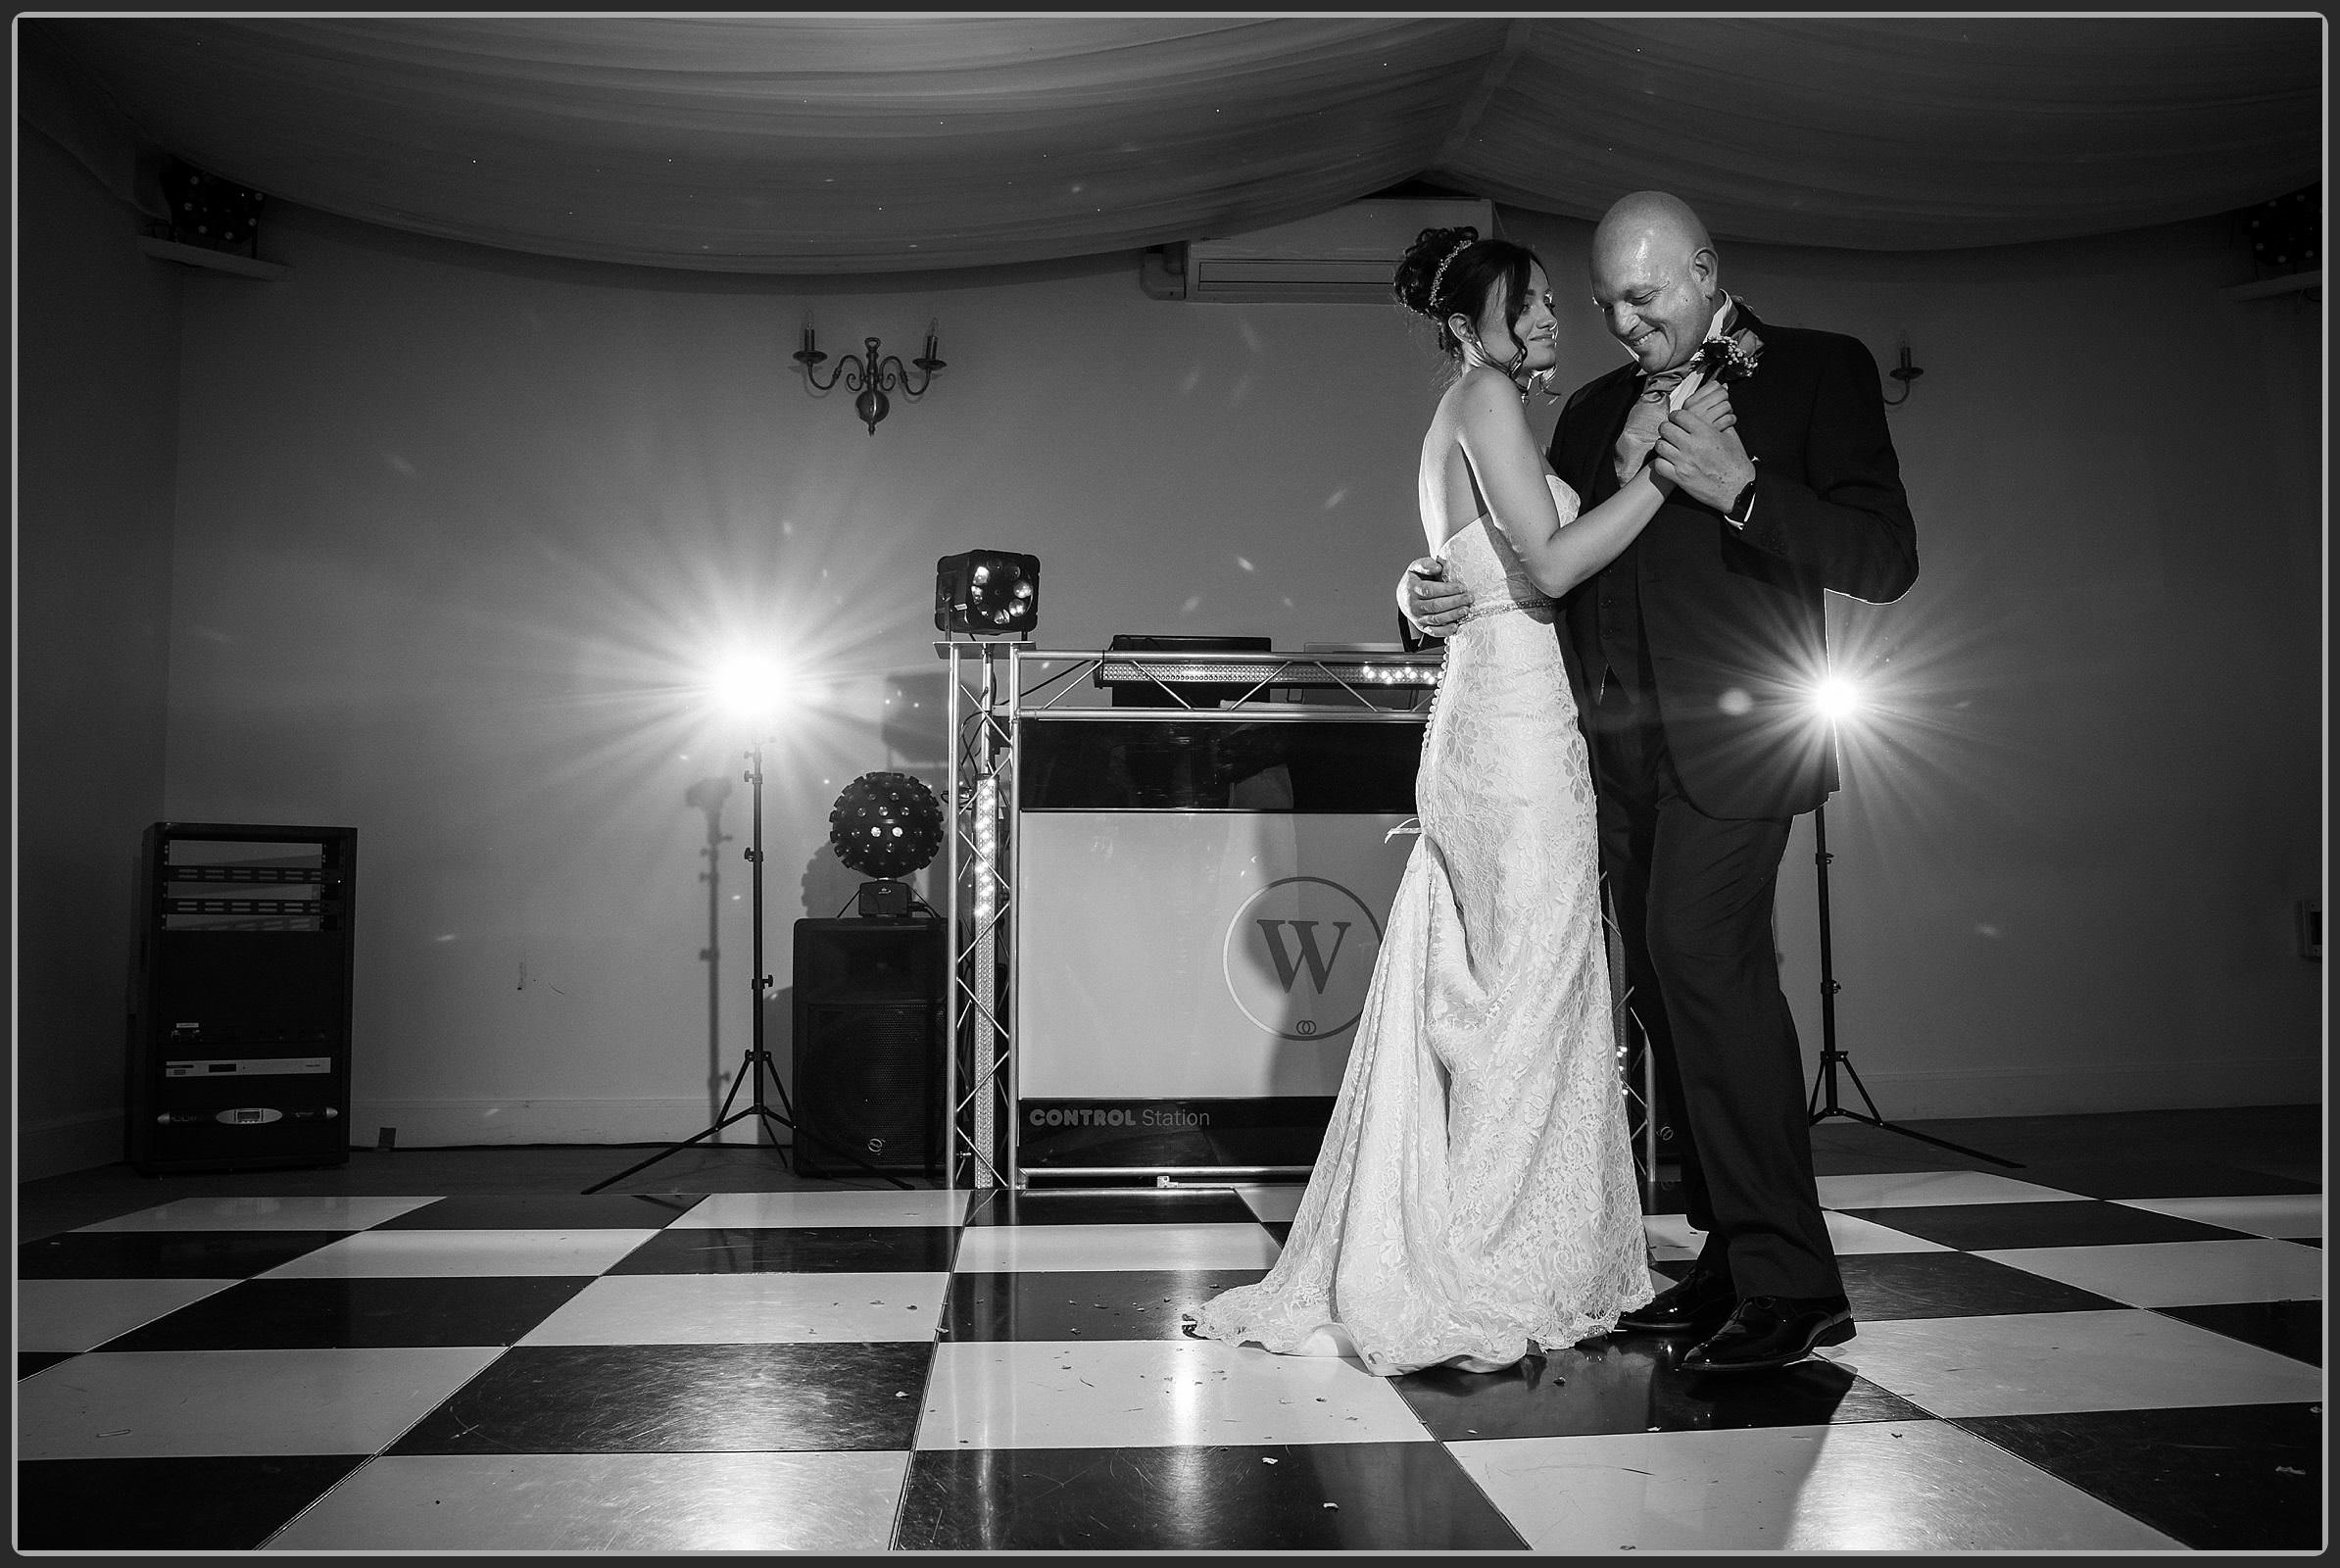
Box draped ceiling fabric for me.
[29,15,2325,273]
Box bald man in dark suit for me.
[1401,191,1918,1372]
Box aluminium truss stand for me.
[941,636,1023,1196]
[1806,802,2022,1168]
[586,743,914,1195]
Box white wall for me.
[17,128,184,1177]
[21,178,2318,1166]
[151,202,1459,1150]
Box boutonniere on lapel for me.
[1688,324,1764,385]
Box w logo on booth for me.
[1223,876,1383,1042]
[1254,919,1350,996]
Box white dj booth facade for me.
[938,640,1653,1191]
[936,643,1427,1185]
[1014,713,1424,1176]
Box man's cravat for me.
[1642,366,1695,398]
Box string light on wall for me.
[793,316,946,433]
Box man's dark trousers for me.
[1588,669,1841,1301]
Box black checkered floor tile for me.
[17,1165,2323,1550]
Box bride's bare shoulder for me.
[1448,367,1526,423]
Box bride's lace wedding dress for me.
[1190,474,1653,1377]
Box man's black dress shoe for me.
[1616,1265,1736,1335]
[1682,1295,1855,1374]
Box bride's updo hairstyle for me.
[1392,224,1541,362]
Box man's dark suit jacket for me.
[1548,302,1919,820]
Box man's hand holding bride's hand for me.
[1651,383,1753,511]
[1612,380,1677,485]
[1399,558,1470,640]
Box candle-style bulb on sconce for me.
[792,314,826,371]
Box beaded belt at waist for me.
[1459,595,1556,622]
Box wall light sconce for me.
[1881,334,1924,409]
[793,316,945,434]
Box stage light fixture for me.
[586,689,913,1195]
[1813,674,1862,723]
[935,550,1039,636]
[159,157,266,257]
[1799,661,2016,1169]
[710,652,791,725]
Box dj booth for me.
[936,639,1444,1185]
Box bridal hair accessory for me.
[1688,325,1765,384]
[1428,235,1476,311]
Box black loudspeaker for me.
[125,823,357,1174]
[791,917,945,1178]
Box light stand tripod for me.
[1807,801,2019,1167]
[585,741,913,1194]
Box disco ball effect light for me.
[827,770,945,880]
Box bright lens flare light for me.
[1813,674,1863,723]
[709,652,792,725]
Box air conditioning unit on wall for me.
[1143,198,1496,304]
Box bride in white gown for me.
[1190,226,1738,1377]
